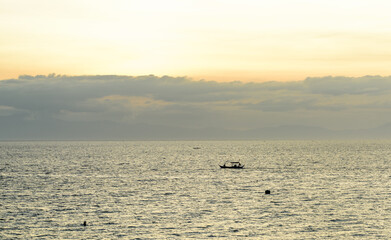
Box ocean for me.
[1,140,390,239]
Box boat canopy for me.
[219,161,244,168]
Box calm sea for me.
[1,140,390,239]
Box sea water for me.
[1,140,390,239]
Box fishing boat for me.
[219,161,244,169]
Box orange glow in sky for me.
[1,0,391,82]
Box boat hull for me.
[219,165,244,169]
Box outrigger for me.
[219,161,244,169]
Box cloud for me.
[303,75,391,95]
[1,74,391,139]
[0,105,26,116]
[54,95,172,122]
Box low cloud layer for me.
[1,74,391,140]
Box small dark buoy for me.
[265,190,271,194]
[83,221,87,226]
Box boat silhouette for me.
[219,161,244,169]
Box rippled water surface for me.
[1,140,391,239]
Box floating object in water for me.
[219,161,244,169]
[83,221,87,226]
[265,190,271,194]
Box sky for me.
[2,0,391,82]
[1,0,391,139]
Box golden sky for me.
[1,0,391,82]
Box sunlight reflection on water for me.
[1,140,390,239]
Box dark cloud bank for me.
[1,74,391,140]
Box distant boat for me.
[219,161,244,169]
